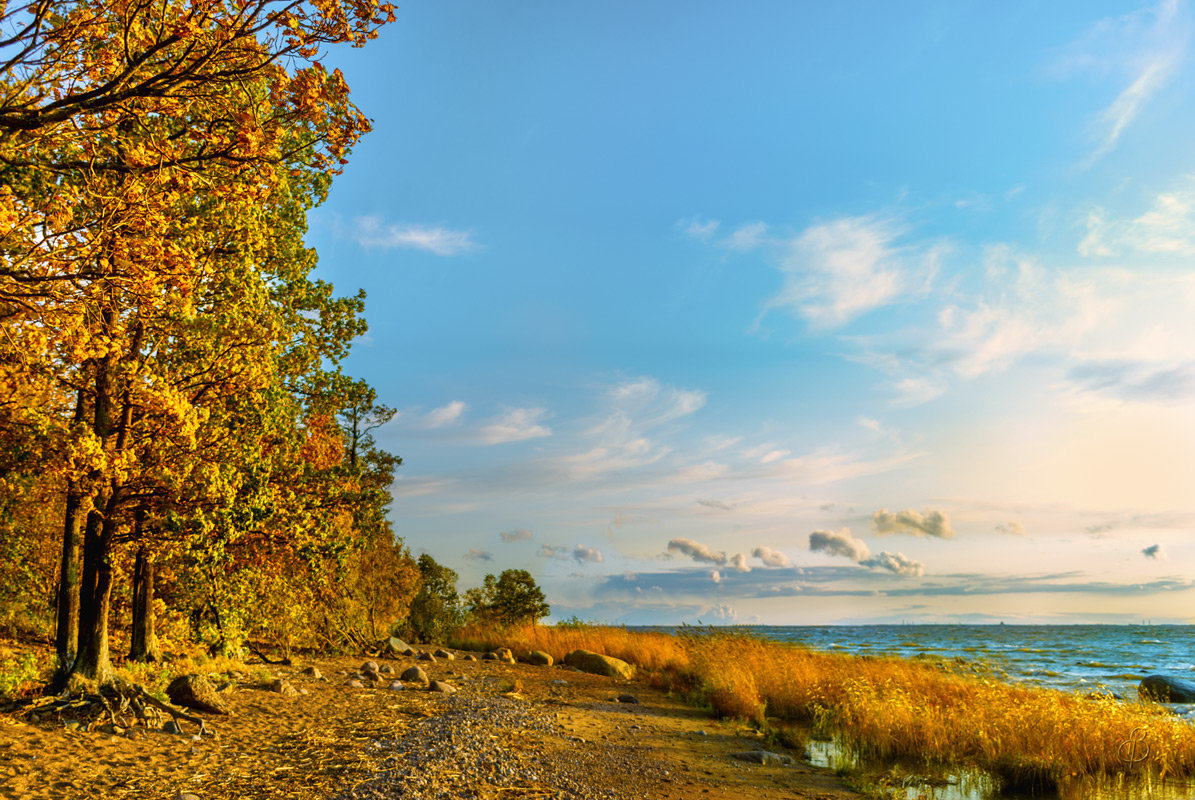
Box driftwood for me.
[15,680,209,736]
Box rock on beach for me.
[562,650,634,680]
[1140,674,1195,703]
[166,674,229,715]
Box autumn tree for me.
[0,0,400,684]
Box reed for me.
[450,623,1195,787]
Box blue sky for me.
[307,0,1195,624]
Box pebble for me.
[344,679,365,689]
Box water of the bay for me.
[640,624,1195,800]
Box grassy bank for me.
[451,623,1195,789]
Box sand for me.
[0,647,862,799]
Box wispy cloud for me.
[477,407,552,445]
[354,215,479,255]
[678,216,721,242]
[424,401,466,429]
[500,528,533,543]
[463,548,493,562]
[1054,0,1191,162]
[767,215,943,329]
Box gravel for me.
[339,694,670,799]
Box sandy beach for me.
[0,646,861,799]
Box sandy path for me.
[0,648,861,799]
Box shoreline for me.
[0,646,861,799]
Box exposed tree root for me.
[10,679,208,735]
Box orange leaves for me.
[299,413,345,469]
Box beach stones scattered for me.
[417,652,437,663]
[388,680,405,691]
[482,652,499,661]
[362,660,380,673]
[344,678,365,689]
[166,674,229,715]
[731,750,793,766]
[1140,674,1195,703]
[429,680,457,694]
[522,650,553,667]
[300,666,323,680]
[616,694,639,704]
[462,654,478,662]
[562,650,634,680]
[433,648,455,661]
[491,647,517,664]
[401,665,430,685]
[378,662,395,674]
[270,679,299,697]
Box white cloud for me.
[768,215,942,329]
[424,401,466,429]
[500,528,533,543]
[752,546,792,568]
[678,216,720,242]
[729,553,751,573]
[873,508,956,539]
[1081,180,1195,258]
[995,522,1027,536]
[721,221,769,251]
[477,407,552,445]
[808,528,871,562]
[859,551,925,576]
[709,570,723,584]
[1086,1,1189,161]
[354,215,478,255]
[574,545,604,564]
[667,537,727,566]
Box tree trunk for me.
[55,481,84,672]
[128,536,161,662]
[73,501,117,684]
[55,390,87,674]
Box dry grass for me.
[453,623,1195,787]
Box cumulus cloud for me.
[573,545,604,564]
[729,553,751,573]
[767,215,941,329]
[752,546,793,568]
[538,544,563,559]
[463,548,493,562]
[1143,543,1166,560]
[996,522,1027,536]
[709,570,723,584]
[873,508,956,539]
[808,529,871,562]
[500,528,533,543]
[859,551,925,576]
[354,216,478,255]
[667,537,728,566]
[477,408,552,445]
